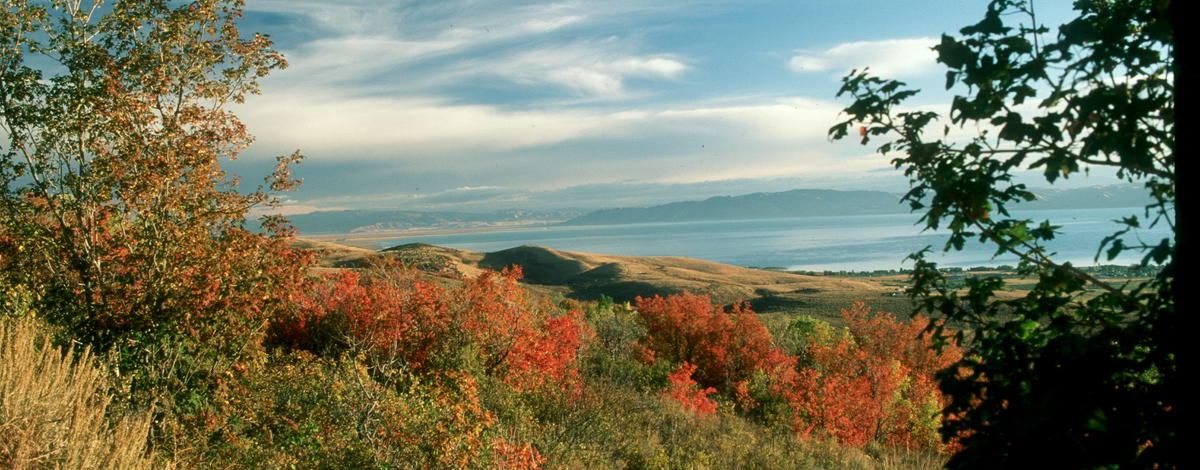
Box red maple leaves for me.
[662,362,718,417]
[635,293,795,393]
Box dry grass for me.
[0,318,165,469]
[301,240,900,316]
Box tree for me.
[0,0,307,405]
[829,1,1178,468]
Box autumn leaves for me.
[634,293,960,451]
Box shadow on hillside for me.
[480,246,590,284]
[567,281,681,304]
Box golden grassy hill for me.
[294,239,917,321]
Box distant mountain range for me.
[284,184,1152,234]
[562,189,904,225]
[561,184,1153,226]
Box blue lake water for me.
[373,207,1170,272]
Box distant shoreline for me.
[297,207,1165,271]
[301,223,556,250]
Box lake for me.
[373,207,1170,272]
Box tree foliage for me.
[829,1,1177,467]
[0,0,309,411]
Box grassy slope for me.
[294,239,918,325]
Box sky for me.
[227,0,1093,214]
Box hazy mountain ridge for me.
[1017,184,1154,210]
[285,184,1151,234]
[563,189,906,225]
[563,184,1152,226]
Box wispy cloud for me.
[246,1,690,100]
[240,92,641,163]
[788,37,939,78]
[242,93,845,165]
[230,2,982,211]
[452,39,690,99]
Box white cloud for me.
[788,37,939,78]
[239,89,867,189]
[654,97,839,141]
[248,1,685,99]
[240,92,648,164]
[229,1,922,209]
[473,41,691,98]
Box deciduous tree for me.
[0,0,307,404]
[829,0,1178,467]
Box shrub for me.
[634,293,795,393]
[0,1,313,419]
[273,262,588,394]
[203,352,510,469]
[781,303,960,451]
[661,362,718,417]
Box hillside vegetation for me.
[315,241,915,322]
[4,238,960,469]
[2,1,1175,468]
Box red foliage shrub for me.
[504,312,586,393]
[271,267,452,369]
[786,333,905,446]
[634,293,795,393]
[842,301,961,379]
[492,438,547,470]
[780,302,961,451]
[273,262,588,392]
[661,362,718,417]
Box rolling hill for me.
[296,239,909,321]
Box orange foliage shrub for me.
[634,293,794,393]
[786,334,905,446]
[272,266,452,367]
[273,263,588,393]
[492,438,547,470]
[0,204,312,353]
[504,312,586,393]
[781,302,961,451]
[661,362,718,417]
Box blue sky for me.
[228,0,1089,213]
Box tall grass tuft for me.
[0,318,164,469]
